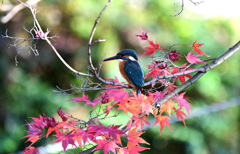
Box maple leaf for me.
[186,50,205,64]
[94,122,125,141]
[141,40,162,58]
[44,115,58,128]
[29,115,46,129]
[174,92,191,115]
[128,94,153,115]
[149,91,165,101]
[46,121,67,137]
[173,107,189,127]
[57,106,69,121]
[54,130,76,152]
[132,115,151,131]
[135,28,148,40]
[105,76,129,103]
[94,139,119,154]
[72,128,85,150]
[141,101,154,115]
[24,146,39,154]
[192,40,208,56]
[82,131,94,145]
[23,134,39,146]
[23,122,42,145]
[118,95,143,115]
[171,63,192,83]
[85,97,102,107]
[25,122,43,136]
[72,93,89,102]
[107,88,129,104]
[154,115,172,135]
[127,127,149,147]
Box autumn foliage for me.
[23,29,208,154]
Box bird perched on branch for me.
[104,49,144,97]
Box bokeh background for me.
[0,0,240,153]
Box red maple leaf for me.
[105,76,129,103]
[85,97,102,107]
[141,40,162,58]
[174,92,191,115]
[46,121,67,137]
[24,146,39,154]
[44,115,58,128]
[57,106,69,121]
[186,50,205,64]
[72,128,85,150]
[173,107,189,127]
[29,115,46,129]
[94,122,125,141]
[132,115,151,131]
[72,93,89,102]
[192,40,208,56]
[82,123,96,144]
[154,115,172,135]
[23,122,43,145]
[135,28,148,40]
[54,130,77,152]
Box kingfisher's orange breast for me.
[119,60,137,91]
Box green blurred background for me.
[0,0,240,153]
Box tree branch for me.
[154,40,240,107]
[1,0,40,23]
[87,0,114,85]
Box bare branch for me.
[171,0,184,17]
[171,0,204,16]
[87,0,113,84]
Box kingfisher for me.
[104,49,144,97]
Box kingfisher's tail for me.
[136,89,140,98]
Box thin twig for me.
[87,0,113,84]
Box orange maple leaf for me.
[154,115,172,135]
[127,127,149,147]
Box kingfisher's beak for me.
[103,56,119,62]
